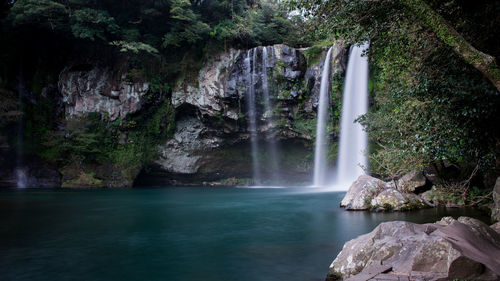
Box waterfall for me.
[245,49,261,184]
[334,43,369,190]
[16,64,27,188]
[312,47,333,187]
[261,46,281,183]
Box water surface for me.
[0,187,490,281]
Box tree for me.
[400,0,500,92]
[289,0,500,92]
[8,0,69,30]
[70,8,119,41]
[162,0,209,48]
[290,0,500,177]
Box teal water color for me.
[0,187,490,281]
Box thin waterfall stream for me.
[245,49,261,184]
[312,47,333,187]
[312,44,369,189]
[16,64,27,188]
[334,43,369,190]
[261,46,281,183]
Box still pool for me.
[0,187,491,281]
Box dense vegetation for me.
[290,0,500,191]
[0,0,309,185]
[0,0,498,193]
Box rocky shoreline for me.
[326,216,500,281]
[327,174,500,281]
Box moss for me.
[383,203,394,210]
[303,46,325,66]
[325,271,343,281]
[62,171,103,188]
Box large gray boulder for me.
[369,188,429,211]
[327,217,500,281]
[341,175,386,210]
[492,177,500,222]
[369,188,406,210]
[492,222,500,233]
[395,170,427,193]
[342,175,430,211]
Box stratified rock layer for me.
[59,65,149,121]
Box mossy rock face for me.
[62,171,103,188]
[136,139,313,186]
[60,163,137,188]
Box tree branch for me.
[401,0,500,92]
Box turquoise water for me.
[0,187,490,281]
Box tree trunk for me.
[401,0,500,92]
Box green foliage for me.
[38,101,175,179]
[61,171,103,188]
[291,0,500,178]
[110,41,158,55]
[71,8,119,41]
[294,114,316,137]
[162,0,210,47]
[8,0,68,30]
[303,46,324,66]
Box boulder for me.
[395,170,428,193]
[370,188,406,210]
[492,177,500,222]
[491,222,500,234]
[370,189,430,211]
[340,175,386,210]
[341,175,430,212]
[328,217,500,280]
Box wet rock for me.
[278,45,307,81]
[305,43,347,112]
[156,115,221,174]
[328,217,500,280]
[491,222,500,233]
[370,189,430,211]
[148,43,347,185]
[395,170,428,193]
[342,175,431,212]
[341,175,386,210]
[492,177,500,222]
[370,188,406,210]
[59,65,149,121]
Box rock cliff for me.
[136,42,348,185]
[59,64,150,121]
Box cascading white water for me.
[312,47,333,187]
[334,43,369,190]
[261,46,281,183]
[16,64,27,188]
[245,49,261,184]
